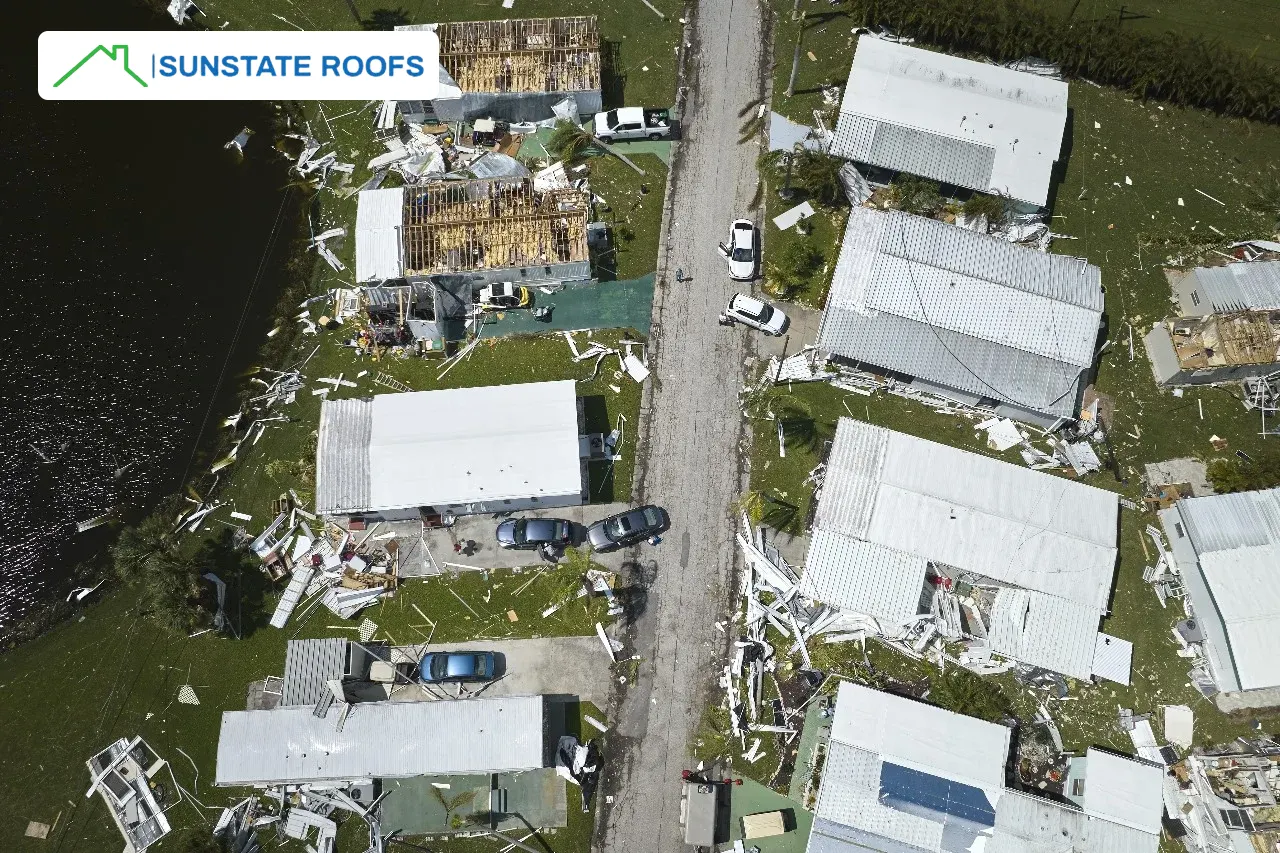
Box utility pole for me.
[786,11,807,98]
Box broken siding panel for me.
[1092,633,1134,686]
[1189,261,1280,314]
[281,639,348,707]
[314,398,373,515]
[814,418,889,537]
[799,530,928,624]
[986,588,1098,680]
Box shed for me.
[215,696,547,787]
[1160,487,1280,693]
[806,683,1163,853]
[829,37,1068,208]
[800,418,1123,681]
[818,207,1103,428]
[315,380,585,520]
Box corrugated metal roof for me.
[215,696,545,786]
[281,639,348,707]
[799,530,928,625]
[355,188,404,283]
[813,416,889,538]
[814,419,1118,613]
[1189,260,1280,314]
[815,741,948,851]
[1168,487,1280,690]
[1179,488,1280,553]
[830,37,1067,206]
[315,398,373,516]
[984,789,1158,853]
[1079,749,1165,835]
[830,682,1010,792]
[987,587,1099,680]
[819,207,1102,421]
[315,381,583,515]
[832,115,997,191]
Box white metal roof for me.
[315,381,583,515]
[830,37,1067,206]
[1188,260,1280,314]
[815,418,1119,612]
[818,207,1102,421]
[799,530,928,626]
[986,587,1100,681]
[215,696,545,786]
[1164,487,1280,690]
[829,682,1010,792]
[1079,748,1166,835]
[355,188,404,283]
[808,684,1162,853]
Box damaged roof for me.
[1185,259,1280,314]
[808,683,1162,853]
[1161,487,1280,691]
[315,381,583,516]
[829,38,1067,206]
[818,207,1103,422]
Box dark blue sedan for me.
[419,651,497,684]
[495,517,573,550]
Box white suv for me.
[722,293,788,336]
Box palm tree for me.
[548,120,600,163]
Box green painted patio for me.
[379,769,566,837]
[480,275,655,336]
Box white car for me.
[718,219,758,280]
[723,293,788,336]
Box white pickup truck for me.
[593,107,673,142]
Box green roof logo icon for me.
[54,44,147,88]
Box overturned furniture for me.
[86,737,172,853]
[398,17,602,122]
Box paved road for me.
[594,0,768,850]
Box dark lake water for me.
[2,1,295,626]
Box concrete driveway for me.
[380,637,615,708]
[595,1,767,850]
[373,502,637,577]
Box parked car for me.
[495,517,573,550]
[717,219,758,280]
[586,505,669,552]
[593,107,673,142]
[479,282,530,310]
[419,651,497,684]
[722,293,788,336]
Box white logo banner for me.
[39,30,441,100]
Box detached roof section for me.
[401,178,590,277]
[215,696,545,786]
[830,37,1068,206]
[808,682,1163,853]
[356,188,405,283]
[1185,259,1280,314]
[819,207,1103,423]
[315,381,583,516]
[1161,487,1280,691]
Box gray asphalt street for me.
[594,0,768,849]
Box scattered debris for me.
[772,201,815,231]
[87,738,172,852]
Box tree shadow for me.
[361,8,410,30]
[194,530,269,639]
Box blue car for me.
[419,651,497,684]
